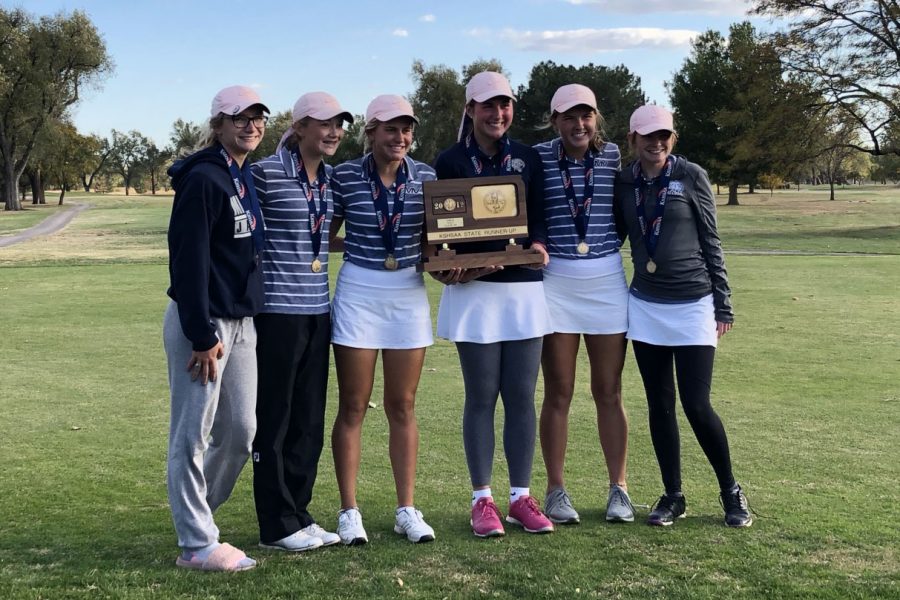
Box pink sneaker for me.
[507,496,554,533]
[471,497,505,538]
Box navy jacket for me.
[433,137,546,283]
[167,146,264,351]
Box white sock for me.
[472,488,492,506]
[510,487,530,503]
[396,505,414,514]
[186,541,220,561]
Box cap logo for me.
[231,104,241,114]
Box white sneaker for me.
[337,508,368,546]
[394,507,435,543]
[259,530,323,552]
[301,522,340,547]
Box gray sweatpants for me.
[457,338,543,489]
[163,300,257,551]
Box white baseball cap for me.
[365,94,418,125]
[629,104,676,135]
[210,85,269,117]
[292,91,353,124]
[465,71,515,103]
[551,84,598,114]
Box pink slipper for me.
[175,543,256,572]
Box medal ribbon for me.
[557,140,594,245]
[632,155,675,260]
[464,132,512,176]
[366,154,408,260]
[292,151,328,259]
[220,146,264,254]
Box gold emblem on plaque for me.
[471,184,517,219]
[442,197,457,211]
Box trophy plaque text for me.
[418,175,544,272]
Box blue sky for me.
[10,0,774,146]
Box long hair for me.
[180,113,225,158]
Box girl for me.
[329,95,437,545]
[164,85,268,571]
[613,104,752,528]
[433,71,554,537]
[534,84,633,525]
[250,92,351,552]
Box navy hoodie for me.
[166,145,264,351]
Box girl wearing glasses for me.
[164,85,268,571]
[329,95,437,545]
[249,92,352,553]
[533,84,633,526]
[614,105,752,528]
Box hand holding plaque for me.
[418,175,545,272]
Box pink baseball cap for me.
[210,85,269,117]
[365,94,419,124]
[293,91,353,124]
[551,84,598,114]
[629,105,676,135]
[465,71,515,103]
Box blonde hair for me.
[178,113,225,158]
[545,108,607,153]
[360,117,416,153]
[625,130,678,159]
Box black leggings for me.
[632,341,735,494]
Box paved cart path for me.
[0,203,89,248]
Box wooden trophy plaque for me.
[418,175,544,272]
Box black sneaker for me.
[720,484,753,528]
[647,493,686,526]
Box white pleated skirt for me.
[543,254,628,335]
[331,262,434,349]
[626,292,718,348]
[437,280,552,344]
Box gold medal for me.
[646,259,657,274]
[577,240,589,255]
[310,257,322,273]
[384,254,398,270]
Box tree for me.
[331,115,365,165]
[108,129,149,195]
[0,8,112,210]
[169,118,203,158]
[247,110,292,164]
[143,142,172,195]
[79,134,113,192]
[513,61,646,149]
[669,22,820,204]
[37,119,84,204]
[753,0,900,156]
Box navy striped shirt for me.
[332,155,436,270]
[534,138,621,259]
[251,148,333,315]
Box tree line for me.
[3,2,899,211]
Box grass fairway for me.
[0,187,898,599]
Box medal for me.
[646,259,657,274]
[384,254,398,270]
[310,257,322,273]
[577,240,589,255]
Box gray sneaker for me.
[544,487,580,524]
[606,484,635,523]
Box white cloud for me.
[392,28,409,37]
[419,14,436,22]
[565,0,748,16]
[467,27,699,52]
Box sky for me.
[9,0,779,146]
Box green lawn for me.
[0,187,897,598]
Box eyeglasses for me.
[231,114,268,129]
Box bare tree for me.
[753,0,900,155]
